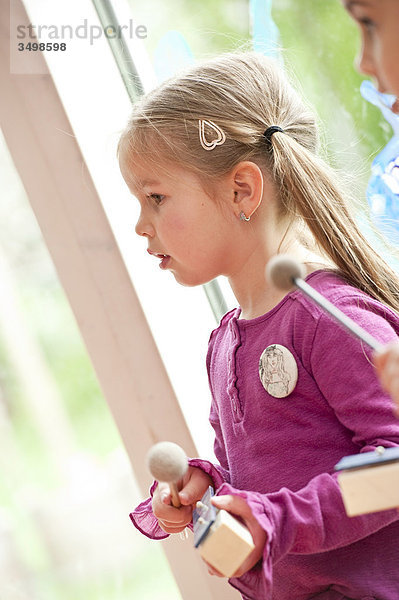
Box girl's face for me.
[120,157,238,287]
[344,0,399,99]
[267,353,278,369]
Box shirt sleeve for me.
[207,323,232,483]
[129,480,168,540]
[308,295,399,450]
[222,295,399,596]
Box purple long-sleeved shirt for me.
[131,270,399,600]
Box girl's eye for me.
[359,17,375,32]
[148,193,165,205]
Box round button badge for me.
[259,344,298,398]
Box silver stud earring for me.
[239,211,251,222]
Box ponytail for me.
[271,131,399,314]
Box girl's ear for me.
[231,161,264,220]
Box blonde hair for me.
[118,51,399,313]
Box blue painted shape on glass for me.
[361,80,399,245]
[153,30,194,82]
[250,0,282,61]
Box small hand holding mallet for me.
[266,254,399,516]
[146,441,255,577]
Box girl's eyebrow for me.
[138,178,160,186]
[345,0,372,10]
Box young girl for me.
[119,52,399,600]
[342,1,399,411]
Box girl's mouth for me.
[158,254,171,270]
[147,249,171,269]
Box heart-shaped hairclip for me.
[198,119,226,151]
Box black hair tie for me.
[263,125,284,144]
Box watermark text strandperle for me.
[16,19,147,46]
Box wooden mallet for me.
[146,441,188,507]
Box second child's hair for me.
[118,52,399,314]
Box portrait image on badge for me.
[259,344,298,399]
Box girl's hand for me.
[374,341,399,416]
[152,466,213,534]
[207,494,267,578]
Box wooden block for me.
[338,462,399,516]
[198,509,255,578]
[335,447,399,516]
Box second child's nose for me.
[355,39,377,81]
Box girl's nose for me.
[135,213,154,238]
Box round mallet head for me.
[147,441,188,508]
[266,254,306,292]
